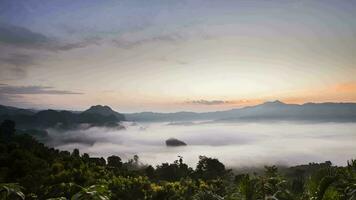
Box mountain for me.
[0,105,125,129]
[125,101,356,122]
[2,101,356,126]
[0,105,35,116]
[124,111,199,122]
[83,105,125,121]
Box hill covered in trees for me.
[0,119,355,200]
[0,105,125,130]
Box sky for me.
[0,0,356,112]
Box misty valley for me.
[1,102,356,199]
[52,121,356,168]
[2,102,356,168]
[1,1,356,198]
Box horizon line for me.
[2,100,356,114]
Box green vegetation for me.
[0,120,355,200]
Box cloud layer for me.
[0,23,48,47]
[0,23,99,51]
[185,99,231,105]
[0,84,83,95]
[53,121,356,168]
[0,84,83,107]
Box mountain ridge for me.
[1,101,356,123]
[0,104,125,129]
[124,101,356,122]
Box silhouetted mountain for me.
[0,105,35,116]
[2,102,356,126]
[125,101,356,122]
[0,105,125,129]
[83,105,125,121]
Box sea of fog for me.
[49,121,356,168]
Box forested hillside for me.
[0,120,355,200]
[0,105,125,130]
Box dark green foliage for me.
[0,183,25,200]
[155,157,193,181]
[107,155,122,168]
[71,184,110,200]
[0,120,15,140]
[193,191,224,200]
[195,156,229,180]
[0,120,355,200]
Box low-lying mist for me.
[48,121,356,168]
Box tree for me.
[237,174,256,200]
[72,149,80,157]
[145,165,155,179]
[155,157,193,181]
[108,176,152,200]
[107,155,122,168]
[195,156,227,180]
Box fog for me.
[50,121,356,168]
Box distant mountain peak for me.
[82,105,125,120]
[261,100,285,106]
[87,105,113,112]
[84,105,116,116]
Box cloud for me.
[0,84,83,95]
[112,34,184,49]
[0,51,40,80]
[333,82,356,93]
[0,23,49,47]
[0,23,99,51]
[0,24,101,80]
[1,53,36,66]
[0,84,84,107]
[185,99,230,105]
[184,99,265,107]
[53,37,101,51]
[52,121,356,167]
